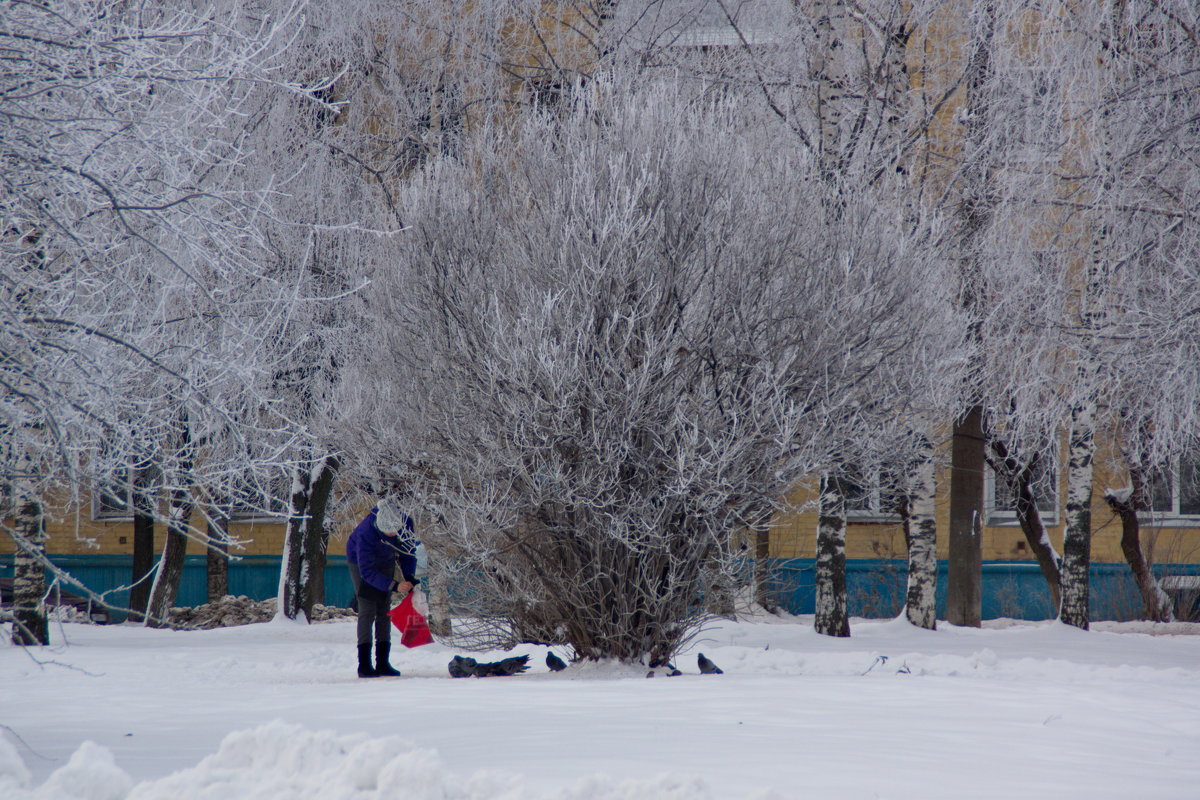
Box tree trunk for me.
[947,406,984,627]
[809,0,849,184]
[278,454,339,621]
[144,493,192,628]
[278,466,311,620]
[128,462,157,621]
[11,493,48,646]
[300,455,339,618]
[1105,464,1173,622]
[988,441,1062,611]
[815,474,850,637]
[1060,400,1095,629]
[946,3,998,629]
[904,438,937,630]
[1059,169,1110,629]
[145,419,194,628]
[426,550,452,638]
[753,525,777,613]
[206,502,231,602]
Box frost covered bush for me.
[342,77,953,665]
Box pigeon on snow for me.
[448,654,531,678]
[546,651,568,672]
[697,653,723,674]
[448,655,478,678]
[477,654,531,676]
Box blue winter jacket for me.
[346,507,418,595]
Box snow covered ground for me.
[3,611,1199,799]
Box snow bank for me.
[2,738,131,800]
[0,735,32,794]
[2,721,783,800]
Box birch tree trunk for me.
[815,475,850,637]
[11,493,48,646]
[807,0,853,635]
[808,0,848,184]
[1060,397,1095,629]
[1059,113,1114,628]
[904,438,937,630]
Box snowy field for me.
[3,612,1199,800]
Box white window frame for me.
[92,470,133,521]
[986,457,1060,526]
[832,466,902,523]
[1139,456,1200,526]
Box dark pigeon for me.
[697,653,723,674]
[449,653,531,678]
[448,655,477,678]
[477,654,531,677]
[546,651,568,672]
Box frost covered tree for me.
[243,0,516,620]
[665,0,963,633]
[966,1,1200,628]
[1059,0,1200,625]
[0,0,340,631]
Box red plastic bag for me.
[388,592,434,647]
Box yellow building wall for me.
[7,437,1200,567]
[0,505,294,559]
[0,487,371,560]
[768,439,1200,566]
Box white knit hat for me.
[375,499,404,534]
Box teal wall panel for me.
[762,559,1200,621]
[4,555,1198,622]
[0,554,356,622]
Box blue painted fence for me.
[0,554,356,622]
[3,555,1198,622]
[767,559,1200,621]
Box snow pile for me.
[168,596,354,629]
[0,735,32,795]
[1,721,781,800]
[2,737,130,800]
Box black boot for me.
[358,643,378,678]
[375,642,401,677]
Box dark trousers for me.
[348,563,391,647]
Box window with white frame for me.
[830,465,902,522]
[93,470,132,520]
[987,456,1059,524]
[1144,456,1200,521]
